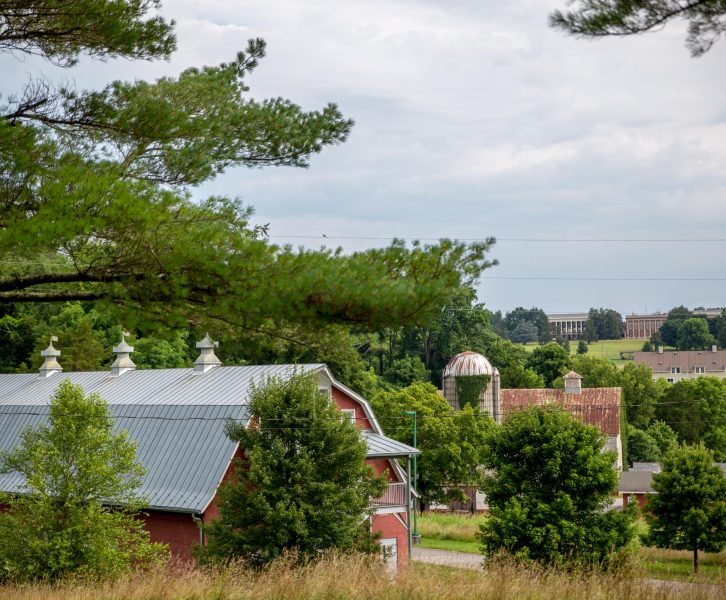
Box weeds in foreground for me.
[0,552,722,600]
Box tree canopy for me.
[479,407,637,567]
[0,379,166,581]
[646,443,726,573]
[550,1,726,57]
[0,1,494,346]
[370,382,491,507]
[202,372,386,566]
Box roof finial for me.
[194,333,221,373]
[39,335,62,378]
[111,333,136,377]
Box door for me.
[380,537,398,575]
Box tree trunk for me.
[693,546,698,574]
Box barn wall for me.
[371,512,408,567]
[143,510,199,561]
[332,387,372,429]
[622,493,649,510]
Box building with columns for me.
[546,313,588,340]
[624,313,667,339]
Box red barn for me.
[0,336,418,571]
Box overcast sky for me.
[4,1,726,315]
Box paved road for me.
[412,547,483,570]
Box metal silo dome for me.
[443,351,496,378]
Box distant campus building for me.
[546,313,589,340]
[624,313,667,339]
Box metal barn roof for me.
[0,365,324,513]
[363,432,419,458]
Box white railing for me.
[371,482,407,507]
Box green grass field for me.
[522,339,646,366]
[417,513,726,583]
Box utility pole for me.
[403,410,419,543]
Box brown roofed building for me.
[500,371,623,469]
[634,346,726,383]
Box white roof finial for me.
[194,333,221,373]
[39,335,62,378]
[111,333,136,377]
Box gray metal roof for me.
[0,365,323,513]
[619,470,656,494]
[363,432,420,458]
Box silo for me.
[442,351,501,423]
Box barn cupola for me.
[111,335,136,377]
[564,371,582,394]
[194,334,221,373]
[39,335,62,378]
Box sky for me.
[3,0,726,316]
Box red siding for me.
[623,493,649,510]
[143,510,199,561]
[332,387,372,429]
[371,512,409,566]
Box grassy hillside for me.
[521,339,646,366]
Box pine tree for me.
[202,372,386,566]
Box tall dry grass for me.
[0,553,722,600]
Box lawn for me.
[417,513,726,584]
[522,339,647,366]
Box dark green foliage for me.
[0,5,494,343]
[455,374,490,409]
[677,318,716,350]
[510,321,538,344]
[482,334,544,389]
[0,0,176,67]
[586,308,623,340]
[550,0,726,57]
[646,444,726,573]
[577,340,588,355]
[370,382,492,507]
[525,342,571,387]
[657,377,726,460]
[659,306,693,347]
[647,420,679,456]
[479,407,637,567]
[0,379,167,581]
[202,372,386,566]
[626,426,661,465]
[641,340,653,352]
[383,356,430,388]
[504,307,550,343]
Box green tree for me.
[0,379,166,581]
[481,334,544,389]
[677,318,716,350]
[202,372,386,566]
[550,1,726,56]
[657,377,726,460]
[479,407,637,567]
[132,331,192,369]
[620,362,666,429]
[525,342,571,387]
[504,307,550,343]
[0,3,493,343]
[646,444,726,574]
[370,382,492,507]
[510,321,539,344]
[382,356,430,388]
[647,420,679,456]
[586,308,623,340]
[577,339,589,355]
[626,426,661,465]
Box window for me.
[318,386,331,398]
[695,366,705,374]
[340,408,356,423]
[670,367,681,374]
[667,378,674,383]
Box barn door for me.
[380,538,398,575]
